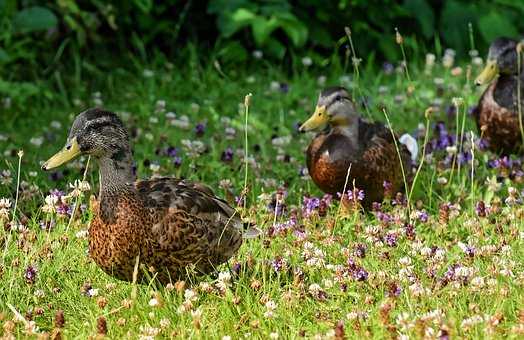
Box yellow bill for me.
[42,137,81,170]
[299,105,329,132]
[475,59,498,86]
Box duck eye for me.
[66,144,72,150]
[335,95,342,101]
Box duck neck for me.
[332,121,359,146]
[97,146,136,198]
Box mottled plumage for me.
[474,37,524,155]
[43,108,251,284]
[300,87,414,208]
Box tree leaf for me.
[251,16,278,45]
[12,6,58,33]
[275,13,308,47]
[265,38,286,59]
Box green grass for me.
[1,50,524,339]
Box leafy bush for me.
[1,0,523,89]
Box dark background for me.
[1,0,523,86]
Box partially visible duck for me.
[474,37,524,154]
[299,87,417,208]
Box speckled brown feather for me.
[88,178,243,284]
[475,77,524,154]
[306,119,411,207]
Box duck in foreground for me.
[474,37,524,155]
[42,108,258,284]
[299,87,417,208]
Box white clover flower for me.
[75,229,89,239]
[425,53,436,67]
[252,50,263,59]
[301,56,313,67]
[184,289,198,302]
[218,271,231,283]
[49,121,61,130]
[171,115,191,129]
[30,137,44,147]
[399,256,412,267]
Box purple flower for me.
[49,171,64,182]
[387,282,402,297]
[279,82,289,93]
[404,223,416,239]
[166,146,178,157]
[416,210,428,222]
[382,62,394,74]
[232,262,242,276]
[371,202,382,211]
[475,201,487,217]
[221,147,234,162]
[376,211,391,224]
[173,156,182,167]
[354,243,367,258]
[270,257,286,272]
[384,233,398,247]
[338,188,364,202]
[465,245,476,257]
[302,196,320,217]
[24,265,38,284]
[194,122,206,136]
[56,203,71,216]
[353,267,368,281]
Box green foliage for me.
[0,0,523,92]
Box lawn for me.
[1,47,524,339]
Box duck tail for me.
[399,133,418,162]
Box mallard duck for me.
[474,37,524,154]
[42,108,257,284]
[299,87,417,207]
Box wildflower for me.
[442,49,455,68]
[308,283,327,300]
[221,147,234,162]
[142,69,154,78]
[354,243,367,258]
[264,300,277,318]
[24,264,38,284]
[0,169,12,185]
[252,50,263,59]
[302,196,320,218]
[30,137,44,147]
[194,122,206,136]
[171,115,190,129]
[384,232,398,247]
[485,176,501,192]
[0,197,11,220]
[301,57,313,67]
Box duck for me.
[299,87,417,208]
[42,108,258,284]
[474,37,524,155]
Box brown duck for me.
[474,37,524,154]
[299,87,417,207]
[42,108,258,284]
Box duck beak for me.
[299,106,328,132]
[475,59,498,86]
[42,137,81,171]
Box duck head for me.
[299,87,358,132]
[475,37,522,86]
[42,108,130,170]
